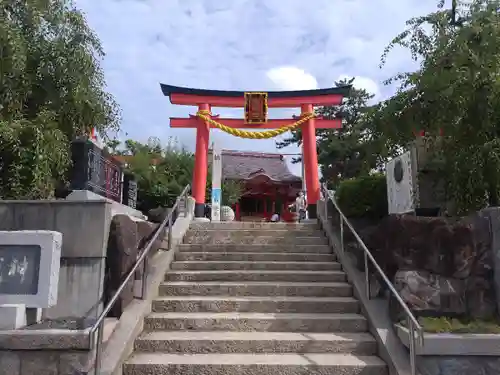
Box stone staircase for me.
[123,222,387,375]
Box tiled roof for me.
[209,149,302,183]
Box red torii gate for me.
[160,84,350,219]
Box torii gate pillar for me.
[160,84,350,219]
[192,103,210,218]
[301,103,320,217]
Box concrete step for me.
[152,296,359,313]
[171,261,341,271]
[134,331,377,354]
[144,312,367,332]
[175,252,336,262]
[184,234,328,246]
[124,353,387,375]
[165,270,347,283]
[158,281,352,297]
[186,229,323,238]
[178,244,332,253]
[189,222,320,231]
[189,222,320,230]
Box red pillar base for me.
[307,204,317,219]
[235,202,240,221]
[194,203,206,218]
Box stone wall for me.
[347,210,500,322]
[0,329,95,375]
[0,200,112,320]
[419,356,500,375]
[0,349,95,375]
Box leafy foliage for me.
[335,174,388,219]
[0,0,120,198]
[221,179,244,206]
[377,0,500,214]
[111,137,195,213]
[0,112,69,199]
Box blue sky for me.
[75,0,437,176]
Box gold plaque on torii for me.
[244,92,268,124]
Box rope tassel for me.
[196,110,315,139]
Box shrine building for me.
[209,149,302,221]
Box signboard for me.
[244,92,268,124]
[122,173,138,209]
[0,245,41,295]
[70,140,123,203]
[386,151,415,214]
[211,144,222,221]
[0,231,62,308]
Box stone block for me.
[0,201,112,258]
[419,356,500,375]
[0,201,113,322]
[0,329,90,350]
[391,270,466,321]
[482,207,500,319]
[20,351,58,375]
[136,221,163,254]
[0,351,21,375]
[44,257,105,320]
[148,207,177,224]
[0,304,26,329]
[396,324,500,356]
[59,351,95,375]
[364,213,498,320]
[105,215,138,318]
[66,190,146,221]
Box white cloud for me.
[337,74,381,101]
[266,66,318,91]
[74,0,438,170]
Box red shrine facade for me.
[209,150,303,221]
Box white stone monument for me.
[211,144,222,222]
[386,151,415,215]
[0,231,62,329]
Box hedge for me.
[335,174,388,219]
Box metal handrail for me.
[89,184,191,374]
[320,183,423,375]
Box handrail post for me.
[339,216,344,253]
[364,252,370,298]
[324,193,328,222]
[141,252,148,299]
[409,317,416,375]
[93,320,104,374]
[168,207,174,250]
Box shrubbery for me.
[335,174,388,219]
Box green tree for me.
[117,137,196,213]
[378,0,500,213]
[221,179,244,206]
[0,0,120,199]
[277,79,391,187]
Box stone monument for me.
[211,143,222,222]
[69,139,123,203]
[0,230,62,329]
[67,138,146,220]
[386,151,415,215]
[122,172,138,209]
